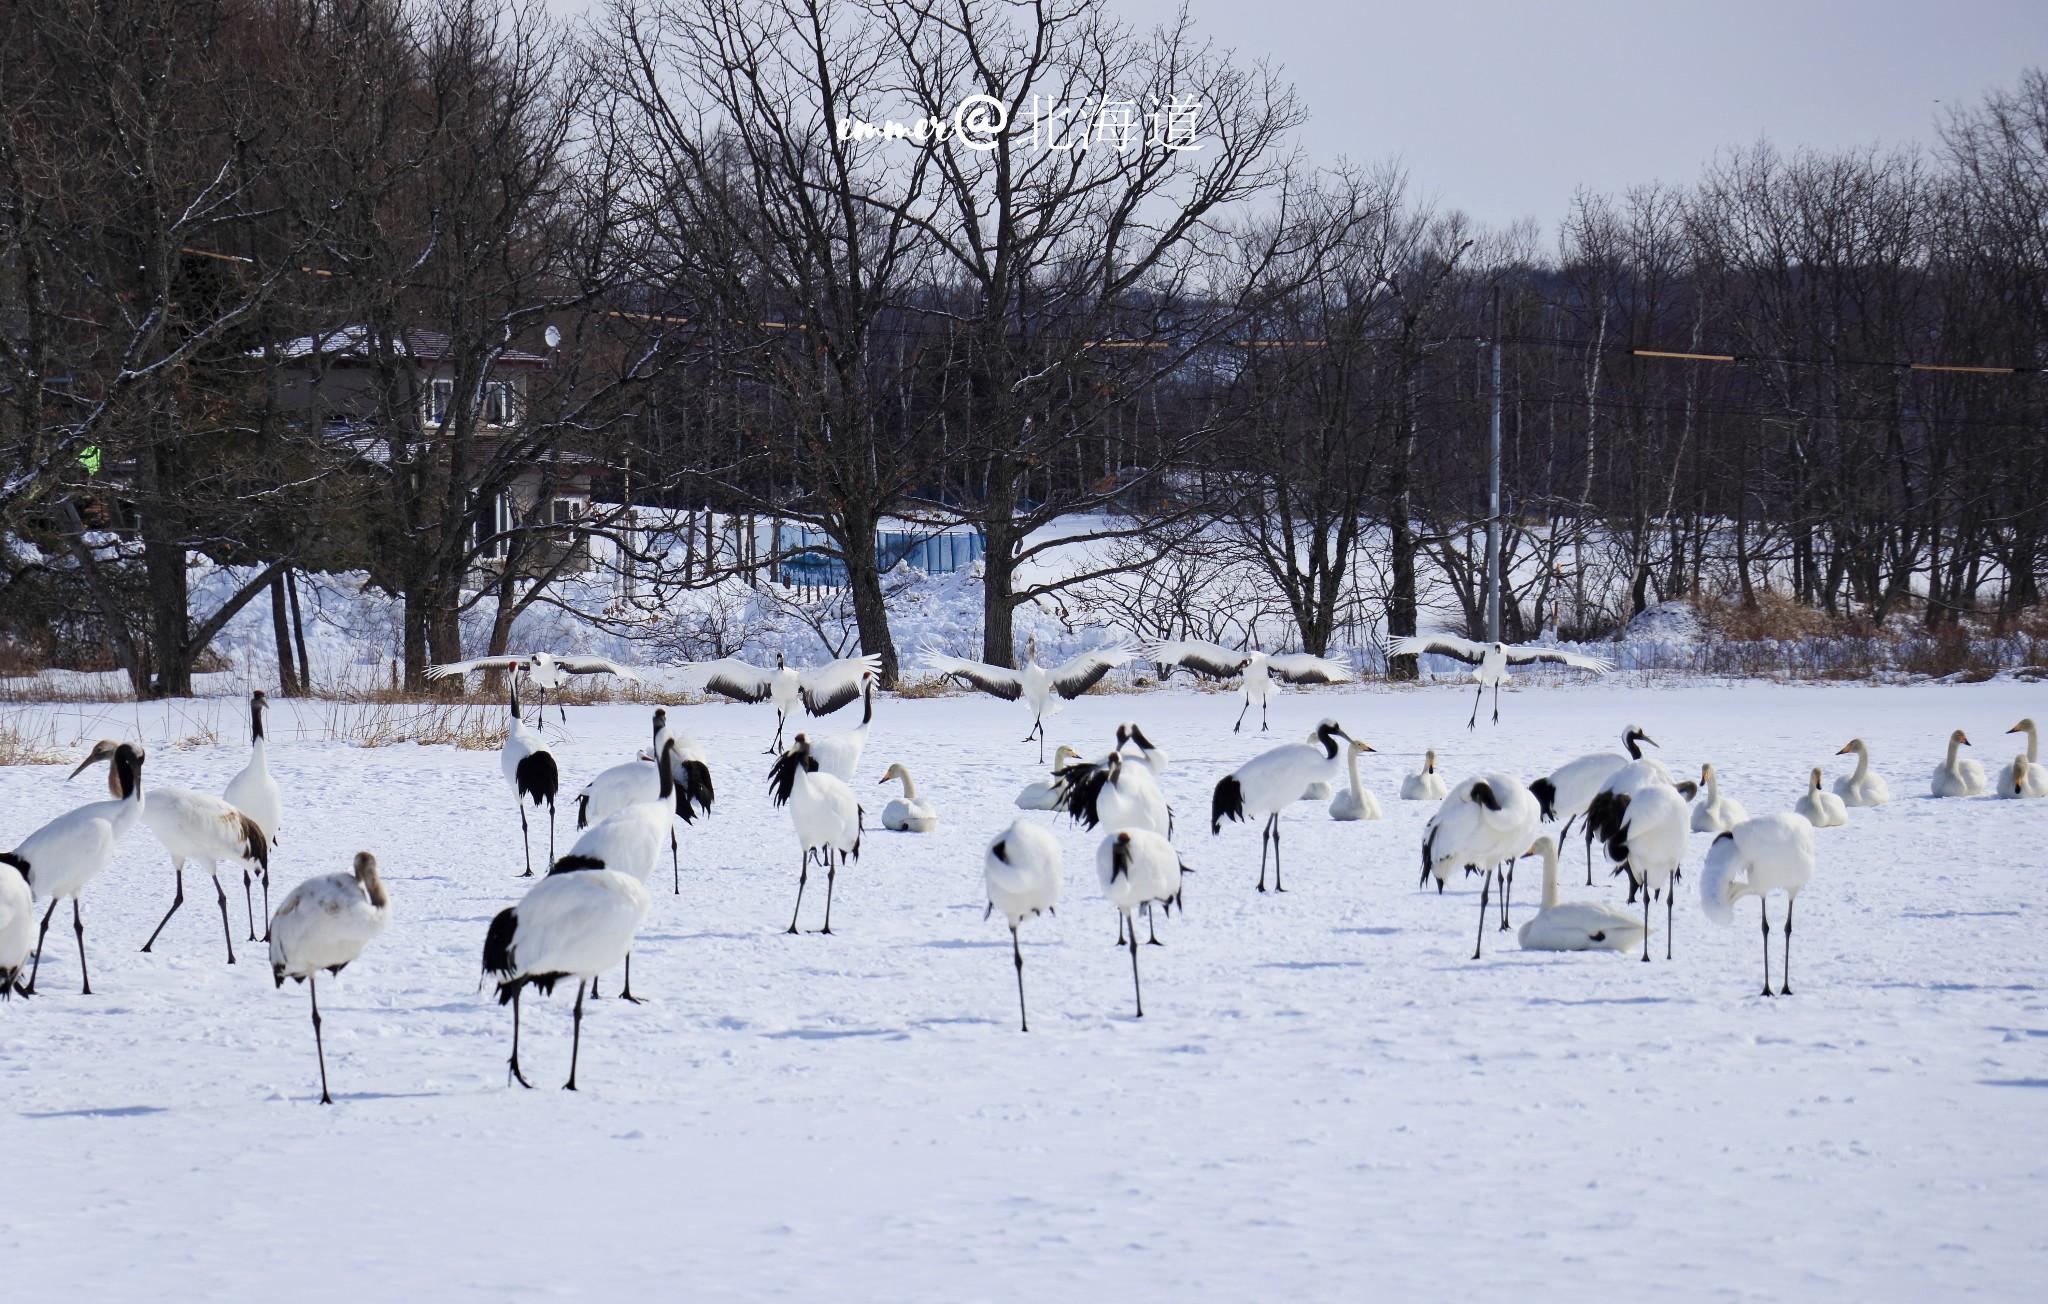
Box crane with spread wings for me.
[1387,635,1614,728]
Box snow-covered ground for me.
[4,678,2046,1300]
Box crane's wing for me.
[1265,652,1354,684]
[922,649,1025,701]
[1145,638,1250,679]
[551,655,643,680]
[1503,646,1615,673]
[800,653,882,715]
[425,656,521,680]
[677,658,775,703]
[1048,645,1133,700]
[1386,634,1486,665]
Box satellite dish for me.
[543,325,562,350]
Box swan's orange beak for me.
[1960,733,1973,747]
[1835,742,1854,755]
[2009,722,2026,734]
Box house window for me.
[426,378,455,426]
[483,380,516,426]
[551,497,583,525]
[476,491,514,558]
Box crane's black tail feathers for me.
[1211,775,1246,834]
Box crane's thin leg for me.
[786,850,810,934]
[1759,898,1773,998]
[242,866,257,941]
[564,979,586,1091]
[1640,878,1652,963]
[507,988,532,1088]
[72,898,90,995]
[1261,698,1269,732]
[592,973,601,998]
[1115,911,1126,947]
[1126,912,1144,1017]
[1666,882,1675,960]
[819,851,837,935]
[1146,901,1162,946]
[767,712,784,755]
[25,899,58,994]
[1271,818,1285,892]
[1256,822,1270,893]
[518,802,534,877]
[1781,896,1795,996]
[1011,926,1028,1032]
[1468,685,1482,730]
[1233,697,1249,733]
[619,952,642,1003]
[310,972,333,1104]
[1492,681,1500,725]
[259,866,272,942]
[1499,859,1514,930]
[214,875,236,965]
[671,830,680,895]
[547,799,555,866]
[1472,866,1492,961]
[142,868,185,953]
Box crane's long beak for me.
[67,740,115,781]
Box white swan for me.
[1400,749,1449,801]
[1700,813,1815,997]
[878,762,939,832]
[1015,745,1084,810]
[2006,720,2047,797]
[1795,768,1848,828]
[2002,752,2047,800]
[1930,729,1988,798]
[1690,762,1748,834]
[1832,738,1889,806]
[1516,835,1647,953]
[1328,739,1382,821]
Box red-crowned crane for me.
[268,851,392,1103]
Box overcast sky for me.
[551,0,2044,232]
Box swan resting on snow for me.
[1516,835,1646,953]
[1690,762,1748,834]
[878,762,939,832]
[1328,739,1382,821]
[1833,738,1890,806]
[1930,729,1989,798]
[1400,749,1449,801]
[1796,767,1848,828]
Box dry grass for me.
[889,674,963,699]
[318,700,508,750]
[0,707,70,765]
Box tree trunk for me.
[839,512,898,684]
[287,568,312,692]
[981,474,1023,668]
[270,574,301,696]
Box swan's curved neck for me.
[896,769,918,798]
[1705,768,1720,801]
[1539,847,1559,910]
[1945,735,1961,766]
[1346,747,1363,793]
[2024,722,2039,764]
[1849,744,1870,780]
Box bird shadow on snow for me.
[1977,1078,2048,1089]
[21,1105,170,1120]
[762,1027,908,1042]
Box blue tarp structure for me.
[776,526,984,587]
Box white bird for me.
[1795,768,1849,828]
[678,651,879,752]
[222,689,283,932]
[768,736,864,935]
[1,858,33,998]
[427,652,642,723]
[983,820,1064,1032]
[1115,722,1170,776]
[1211,720,1352,892]
[3,741,147,995]
[1064,747,1174,841]
[500,668,559,876]
[923,636,1133,761]
[1832,738,1890,806]
[651,709,718,827]
[1143,639,1352,732]
[1690,762,1749,834]
[564,737,688,1000]
[1700,813,1815,996]
[1420,772,1541,959]
[1400,749,1450,801]
[1532,730,1640,885]
[1298,728,1335,801]
[878,762,938,832]
[482,857,650,1090]
[2004,719,2048,797]
[268,851,392,1104]
[1015,745,1085,810]
[795,678,874,782]
[1580,729,1690,893]
[576,710,716,894]
[1515,835,1648,953]
[1931,728,1989,798]
[2003,753,2046,799]
[1096,829,1185,1018]
[1387,634,1615,728]
[1328,739,1382,821]
[136,775,272,962]
[1589,783,1690,962]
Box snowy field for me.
[4,677,2047,1300]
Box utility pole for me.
[1485,291,1503,644]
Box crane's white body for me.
[984,820,1063,1032]
[483,863,651,1089]
[1096,829,1183,1017]
[7,742,147,995]
[1535,752,1628,821]
[1328,740,1382,821]
[267,851,392,1104]
[222,690,281,841]
[1144,640,1351,732]
[878,763,938,832]
[1832,739,1889,806]
[770,739,864,934]
[1690,763,1749,834]
[1211,721,1352,892]
[1700,813,1816,996]
[1599,783,1691,963]
[1400,749,1450,801]
[797,682,873,782]
[1796,769,1849,828]
[1015,745,1083,810]
[679,652,878,750]
[139,783,271,958]
[0,860,33,995]
[428,651,642,689]
[1931,730,1989,798]
[1419,773,1541,893]
[1516,836,1646,953]
[1066,751,1172,839]
[922,639,1133,756]
[1115,723,1170,776]
[577,752,662,828]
